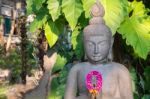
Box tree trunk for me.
[18,0,27,84]
[20,16,27,84]
[37,30,48,72]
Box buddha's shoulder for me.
[110,62,130,74]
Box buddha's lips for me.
[92,55,101,58]
[85,70,103,94]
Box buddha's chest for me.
[77,65,120,97]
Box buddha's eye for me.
[88,42,94,47]
[98,41,106,46]
[101,42,105,45]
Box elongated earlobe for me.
[108,37,114,61]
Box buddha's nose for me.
[94,45,99,54]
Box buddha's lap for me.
[76,94,121,99]
[76,95,89,99]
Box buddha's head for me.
[83,2,112,64]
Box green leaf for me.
[44,20,64,47]
[129,0,146,17]
[49,69,68,99]
[100,0,128,35]
[81,0,96,18]
[29,6,49,32]
[71,27,84,60]
[49,78,62,99]
[118,1,150,59]
[62,0,83,30]
[78,13,89,27]
[29,15,48,32]
[44,22,58,47]
[47,0,61,21]
[33,0,46,10]
[26,0,33,15]
[52,54,67,73]
[71,27,80,50]
[118,17,150,59]
[130,67,137,93]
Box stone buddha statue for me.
[64,1,133,99]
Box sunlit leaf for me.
[81,0,96,18]
[100,0,128,35]
[44,22,57,47]
[129,0,146,17]
[71,27,80,50]
[62,0,83,30]
[47,0,61,21]
[118,1,150,59]
[44,20,64,47]
[118,17,150,59]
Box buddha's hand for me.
[43,52,57,72]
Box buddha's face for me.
[84,35,111,64]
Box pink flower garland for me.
[85,71,103,95]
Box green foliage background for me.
[25,0,150,99]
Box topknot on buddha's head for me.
[91,1,105,18]
[83,1,112,39]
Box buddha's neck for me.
[88,58,108,66]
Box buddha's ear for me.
[107,37,114,61]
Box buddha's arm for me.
[64,66,78,99]
[118,65,133,99]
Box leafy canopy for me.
[27,0,150,60]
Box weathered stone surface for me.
[64,1,133,99]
